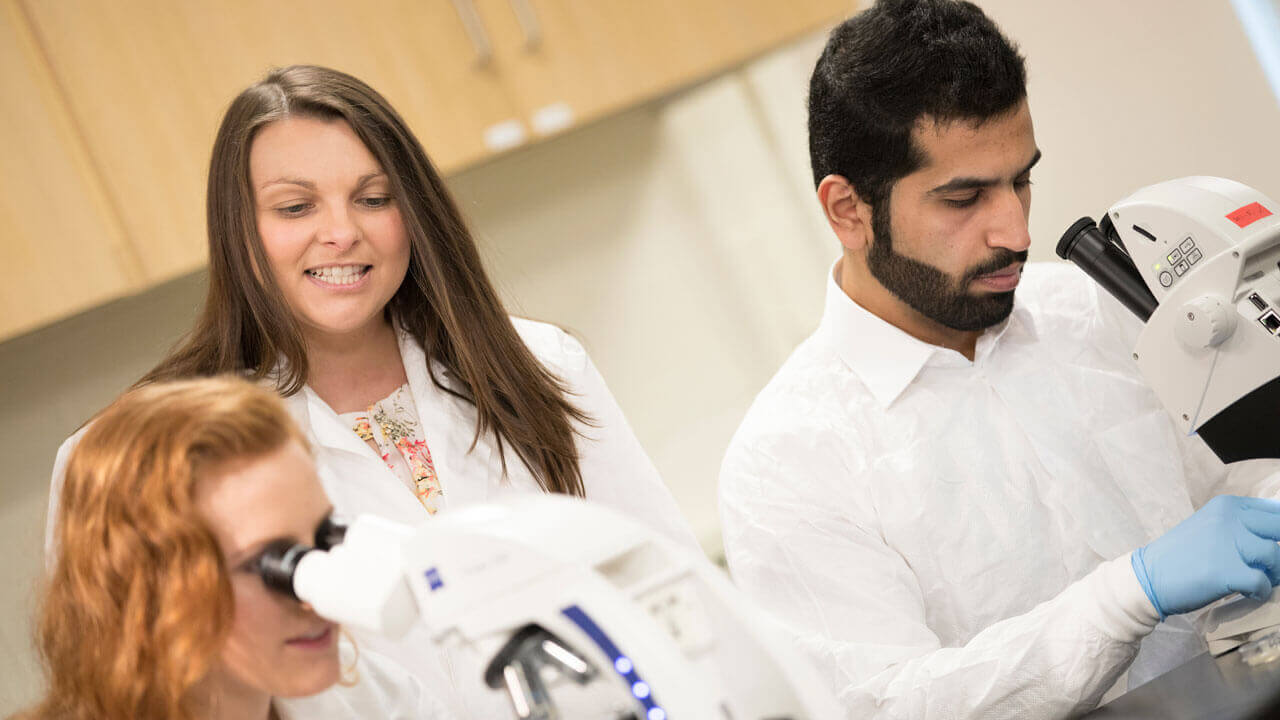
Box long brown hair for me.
[140,65,588,496]
[21,377,308,720]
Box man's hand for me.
[1133,495,1280,618]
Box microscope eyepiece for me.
[256,516,350,601]
[1057,216,1159,321]
[1056,217,1100,260]
[314,515,348,551]
[257,539,313,600]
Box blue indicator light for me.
[562,605,662,712]
[425,567,443,591]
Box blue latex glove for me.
[1132,495,1280,619]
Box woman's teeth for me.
[306,265,368,285]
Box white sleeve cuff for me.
[1073,553,1161,642]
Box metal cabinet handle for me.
[507,0,542,50]
[450,0,493,66]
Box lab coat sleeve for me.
[1179,442,1280,505]
[1152,381,1280,504]
[720,439,1159,720]
[44,428,88,564]
[548,328,703,553]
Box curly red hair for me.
[19,376,307,720]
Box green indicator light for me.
[1154,263,1162,271]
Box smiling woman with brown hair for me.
[144,63,592,500]
[23,376,449,720]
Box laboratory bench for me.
[1082,649,1280,719]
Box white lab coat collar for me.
[298,388,381,462]
[275,326,504,516]
[819,263,940,408]
[396,325,502,508]
[819,261,1036,408]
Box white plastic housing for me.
[295,495,842,719]
[293,514,418,638]
[1107,177,1280,434]
[397,495,844,719]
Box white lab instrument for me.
[1058,176,1280,657]
[1201,594,1280,656]
[1057,175,1280,463]
[260,494,843,720]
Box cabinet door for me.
[470,0,605,140]
[21,0,523,285]
[473,0,855,140]
[0,0,139,342]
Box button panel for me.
[1159,235,1202,288]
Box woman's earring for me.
[338,627,361,687]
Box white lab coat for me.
[719,262,1280,719]
[48,317,698,719]
[275,644,454,719]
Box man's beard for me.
[866,200,1027,332]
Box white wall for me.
[993,0,1280,259]
[448,34,834,553]
[4,1,1280,712]
[0,276,211,712]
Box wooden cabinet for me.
[475,0,853,140]
[2,0,855,342]
[0,0,140,341]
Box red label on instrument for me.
[1227,202,1272,228]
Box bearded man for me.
[718,1,1280,718]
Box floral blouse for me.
[338,384,443,514]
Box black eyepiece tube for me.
[257,539,312,600]
[1057,216,1159,321]
[314,515,348,551]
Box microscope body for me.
[1062,177,1280,462]
[290,495,843,720]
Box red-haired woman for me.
[23,377,450,720]
[49,65,698,717]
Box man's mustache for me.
[964,249,1029,282]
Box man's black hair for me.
[808,0,1027,205]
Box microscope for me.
[1057,176,1280,463]
[257,494,843,720]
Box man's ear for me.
[817,175,874,251]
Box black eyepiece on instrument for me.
[314,515,348,551]
[1057,216,1159,321]
[257,539,313,600]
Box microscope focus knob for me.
[1175,296,1237,349]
